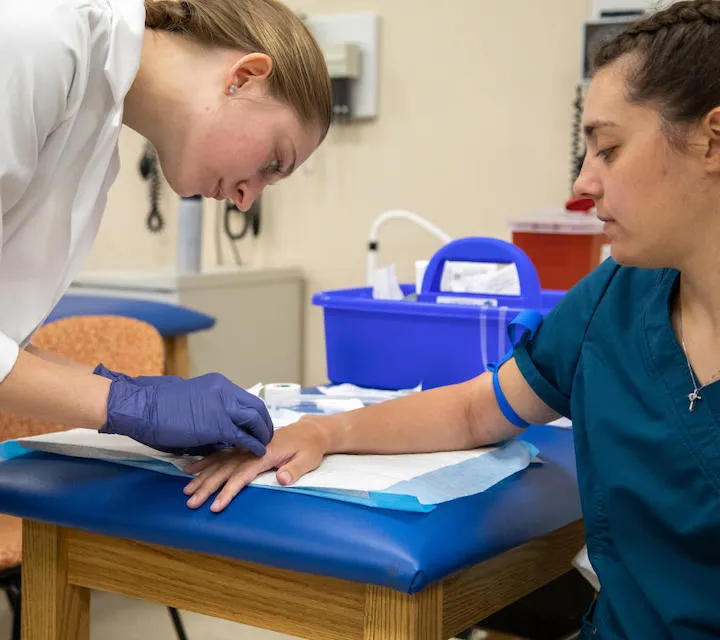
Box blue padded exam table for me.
[0,424,582,639]
[47,294,216,377]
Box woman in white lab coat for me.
[0,0,332,454]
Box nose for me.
[572,156,602,201]
[233,180,264,213]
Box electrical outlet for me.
[306,12,380,119]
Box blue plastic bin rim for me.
[312,288,555,318]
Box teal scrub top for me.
[513,258,720,639]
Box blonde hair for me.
[145,0,332,142]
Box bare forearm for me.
[0,350,110,429]
[317,377,505,454]
[313,361,558,456]
[25,344,94,373]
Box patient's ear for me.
[699,107,720,174]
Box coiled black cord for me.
[139,142,164,233]
[570,83,586,191]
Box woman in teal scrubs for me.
[183,1,720,637]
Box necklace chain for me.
[681,335,704,412]
[679,300,720,412]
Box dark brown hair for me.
[592,0,720,140]
[145,0,332,142]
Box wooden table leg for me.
[15,520,581,640]
[22,521,89,640]
[363,584,443,640]
[163,334,189,378]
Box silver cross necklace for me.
[679,301,720,412]
[682,345,704,413]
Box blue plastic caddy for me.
[312,237,566,390]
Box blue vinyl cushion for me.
[47,295,215,337]
[0,425,579,593]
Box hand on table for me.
[182,416,333,512]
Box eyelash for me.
[263,158,283,177]
[595,146,617,163]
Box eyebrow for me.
[583,120,619,140]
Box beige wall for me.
[84,0,592,386]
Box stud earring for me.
[228,84,238,94]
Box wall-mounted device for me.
[216,197,261,267]
[176,194,264,274]
[581,15,641,81]
[177,195,203,274]
[324,42,362,121]
[305,12,380,122]
[591,0,654,19]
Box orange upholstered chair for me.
[0,316,188,640]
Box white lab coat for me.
[0,0,145,381]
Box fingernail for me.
[278,471,292,485]
[187,496,199,507]
[211,499,224,512]
[183,483,195,494]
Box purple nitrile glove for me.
[98,371,273,456]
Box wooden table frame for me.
[163,335,189,378]
[21,519,584,640]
